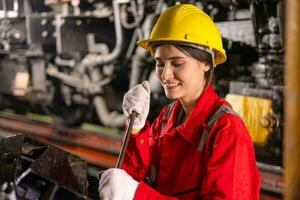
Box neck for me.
[180,98,198,117]
[180,85,206,116]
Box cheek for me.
[174,67,190,79]
[179,68,205,84]
[155,68,162,79]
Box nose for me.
[160,64,174,82]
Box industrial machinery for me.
[0,0,284,198]
[0,131,89,199]
[213,0,284,196]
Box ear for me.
[201,62,210,72]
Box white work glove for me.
[98,168,139,200]
[122,81,150,133]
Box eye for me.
[155,62,164,68]
[172,61,183,67]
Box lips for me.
[164,82,180,89]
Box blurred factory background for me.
[0,0,296,199]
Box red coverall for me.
[122,85,260,199]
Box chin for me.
[165,92,180,100]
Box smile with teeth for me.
[164,82,180,89]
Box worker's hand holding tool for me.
[98,168,138,200]
[98,81,150,199]
[122,81,151,134]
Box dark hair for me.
[152,43,214,85]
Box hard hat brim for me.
[137,38,227,66]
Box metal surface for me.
[0,112,122,168]
[257,162,283,195]
[285,0,300,199]
[26,14,55,45]
[0,132,23,184]
[28,145,88,198]
[0,131,89,199]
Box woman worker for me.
[98,3,260,200]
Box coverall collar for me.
[169,84,222,147]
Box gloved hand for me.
[122,81,150,133]
[98,168,139,200]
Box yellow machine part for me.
[225,94,274,145]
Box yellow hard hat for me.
[137,4,226,66]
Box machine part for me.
[54,56,75,68]
[12,70,30,96]
[31,58,47,93]
[216,19,255,47]
[120,0,145,29]
[116,111,137,168]
[129,13,157,88]
[257,162,283,195]
[277,0,285,48]
[0,1,228,128]
[228,81,282,100]
[47,63,112,97]
[0,131,23,185]
[47,64,92,90]
[0,111,122,168]
[86,59,126,127]
[93,96,125,127]
[26,13,55,45]
[56,15,115,55]
[129,45,148,88]
[250,0,284,55]
[252,60,284,88]
[0,131,89,199]
[260,112,279,130]
[87,33,110,54]
[79,0,124,68]
[225,94,276,145]
[0,58,19,94]
[219,0,249,8]
[17,146,88,198]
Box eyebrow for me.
[154,56,185,61]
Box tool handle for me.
[115,111,137,168]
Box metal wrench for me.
[97,111,137,179]
[115,111,137,168]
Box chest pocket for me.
[145,103,240,195]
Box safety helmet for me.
[137,4,226,66]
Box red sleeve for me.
[134,182,177,200]
[121,121,151,181]
[122,107,181,199]
[200,114,261,200]
[121,106,169,182]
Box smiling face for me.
[154,44,210,104]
